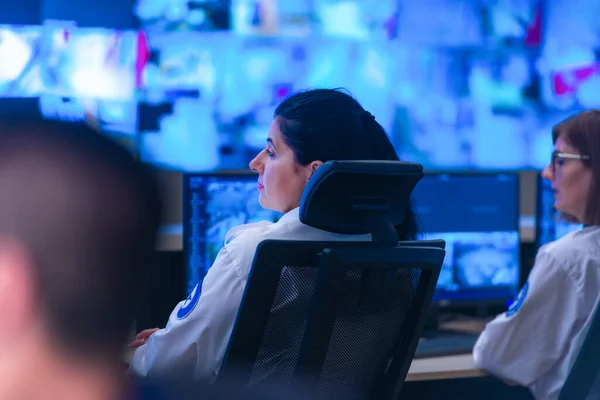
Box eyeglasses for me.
[550,151,590,172]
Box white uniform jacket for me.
[473,226,600,399]
[130,207,370,379]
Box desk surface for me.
[125,319,488,382]
[126,350,485,382]
[406,354,486,382]
[405,318,488,382]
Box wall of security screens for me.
[2,0,599,172]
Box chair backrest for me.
[218,161,445,399]
[559,295,600,399]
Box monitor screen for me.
[536,175,583,247]
[136,31,227,101]
[391,46,545,170]
[0,24,43,97]
[183,173,282,293]
[42,26,139,100]
[536,0,600,110]
[136,32,230,171]
[135,0,230,33]
[394,0,541,46]
[231,0,542,44]
[138,99,224,171]
[412,172,521,301]
[231,0,399,39]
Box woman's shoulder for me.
[539,226,600,266]
[533,226,600,297]
[220,215,300,279]
[221,209,371,278]
[224,220,273,246]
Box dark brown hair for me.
[275,88,420,240]
[552,110,600,225]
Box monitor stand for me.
[421,303,490,338]
[421,303,442,339]
[414,304,484,359]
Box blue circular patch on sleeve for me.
[177,283,202,320]
[506,281,529,317]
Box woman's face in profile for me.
[541,137,592,222]
[248,118,313,213]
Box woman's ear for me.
[307,161,323,182]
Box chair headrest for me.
[299,161,423,240]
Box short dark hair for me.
[0,118,162,361]
[552,110,600,225]
[274,88,420,240]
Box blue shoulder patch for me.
[177,283,202,320]
[506,281,529,317]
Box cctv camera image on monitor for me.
[394,0,541,46]
[231,0,400,39]
[451,235,519,289]
[41,26,139,100]
[412,172,521,302]
[536,176,583,247]
[1,24,140,100]
[183,174,282,293]
[231,0,541,43]
[0,25,43,97]
[135,0,231,33]
[136,32,230,171]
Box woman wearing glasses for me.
[473,110,600,399]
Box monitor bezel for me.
[534,173,583,249]
[535,173,546,250]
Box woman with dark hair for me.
[129,88,420,379]
[251,88,419,240]
[474,110,600,399]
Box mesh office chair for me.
[558,295,600,399]
[216,161,446,400]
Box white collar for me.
[277,207,300,225]
[224,208,300,246]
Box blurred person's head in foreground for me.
[0,118,161,400]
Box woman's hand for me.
[128,328,160,350]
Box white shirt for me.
[473,226,600,400]
[129,207,370,379]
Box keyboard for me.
[413,331,479,359]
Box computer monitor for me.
[412,172,521,303]
[0,25,42,97]
[183,173,282,294]
[536,175,583,248]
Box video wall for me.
[2,0,599,171]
